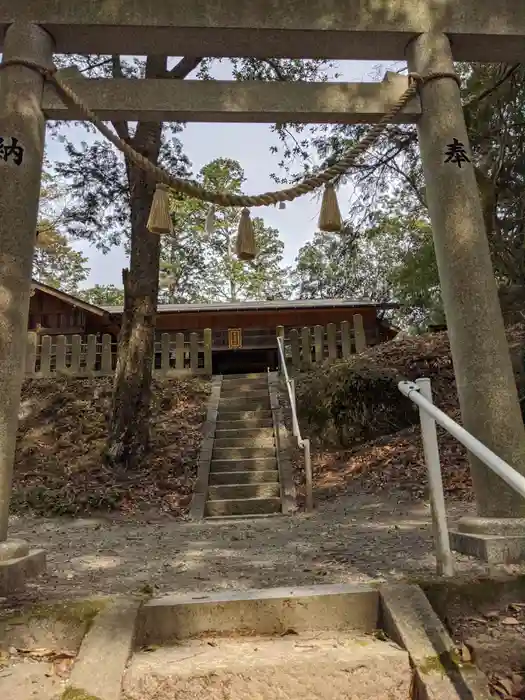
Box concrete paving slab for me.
[123,632,411,700]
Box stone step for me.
[208,482,280,501]
[214,433,275,449]
[213,428,275,449]
[203,513,284,523]
[220,393,269,405]
[220,383,269,395]
[218,399,271,411]
[137,584,381,644]
[215,427,274,438]
[221,373,268,381]
[210,458,277,473]
[127,583,487,700]
[221,389,268,398]
[209,470,279,485]
[216,417,274,430]
[217,409,272,421]
[205,496,282,517]
[213,446,276,461]
[124,633,410,700]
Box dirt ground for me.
[4,494,525,699]
[440,585,525,698]
[12,376,209,517]
[6,493,525,604]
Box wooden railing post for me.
[354,313,367,353]
[341,320,351,358]
[289,328,300,375]
[276,325,285,373]
[327,323,337,360]
[203,328,213,375]
[175,333,185,371]
[301,327,311,369]
[314,325,324,365]
[101,334,113,374]
[40,335,52,376]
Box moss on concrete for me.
[3,598,107,630]
[61,687,102,700]
[0,598,109,651]
[418,655,446,675]
[418,648,472,676]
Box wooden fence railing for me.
[25,330,213,377]
[277,315,367,373]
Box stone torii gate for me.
[0,0,525,589]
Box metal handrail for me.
[277,335,313,511]
[399,378,525,577]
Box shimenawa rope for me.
[0,58,460,207]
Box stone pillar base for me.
[450,517,525,564]
[0,539,46,596]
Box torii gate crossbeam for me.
[0,0,524,61]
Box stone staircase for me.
[123,582,491,699]
[205,373,282,518]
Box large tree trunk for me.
[106,59,165,468]
[106,138,162,467]
[105,54,203,468]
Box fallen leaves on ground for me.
[444,600,525,700]
[290,323,525,505]
[12,376,210,517]
[15,648,75,661]
[310,419,473,502]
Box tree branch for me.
[166,57,203,79]
[79,57,113,75]
[262,59,287,82]
[464,64,521,113]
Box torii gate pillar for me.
[407,32,525,562]
[0,21,51,591]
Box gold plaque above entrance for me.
[228,328,242,349]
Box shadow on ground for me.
[6,494,520,602]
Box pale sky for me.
[44,59,400,288]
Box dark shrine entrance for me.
[213,348,278,375]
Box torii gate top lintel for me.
[0,0,524,63]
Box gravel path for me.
[7,494,522,601]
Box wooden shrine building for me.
[28,281,397,375]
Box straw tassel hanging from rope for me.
[147,183,174,235]
[318,182,343,233]
[235,208,257,261]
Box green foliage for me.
[33,227,89,294]
[78,285,125,307]
[293,229,361,299]
[294,208,443,331]
[286,63,525,331]
[34,169,90,294]
[161,158,291,303]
